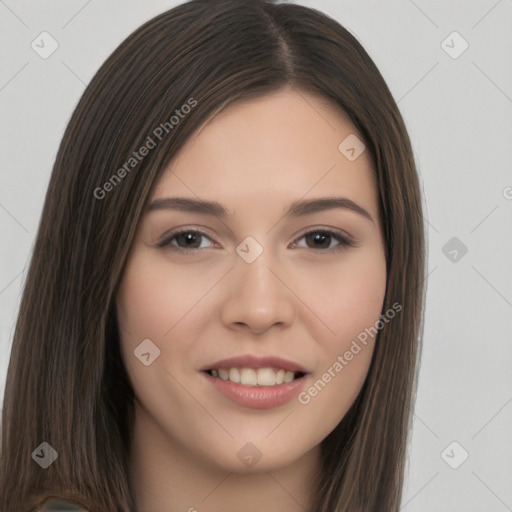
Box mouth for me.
[203,367,307,387]
[201,365,308,410]
[200,355,309,408]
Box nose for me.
[220,248,296,335]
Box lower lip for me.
[202,372,307,410]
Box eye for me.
[156,227,356,254]
[156,228,215,253]
[291,229,355,252]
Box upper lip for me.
[201,355,309,374]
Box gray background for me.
[1,0,511,510]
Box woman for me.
[0,0,426,510]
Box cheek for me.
[116,253,206,342]
[296,284,386,442]
[117,256,161,339]
[336,257,387,338]
[116,251,219,390]
[116,254,185,382]
[293,248,386,419]
[115,255,196,420]
[295,247,387,351]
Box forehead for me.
[153,88,378,219]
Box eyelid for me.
[290,226,356,249]
[155,225,218,249]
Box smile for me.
[205,367,305,386]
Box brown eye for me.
[174,231,203,249]
[292,229,355,252]
[157,229,215,251]
[304,231,332,249]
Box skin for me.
[116,86,387,512]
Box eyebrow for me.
[147,196,374,224]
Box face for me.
[116,87,387,474]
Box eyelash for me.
[156,227,356,254]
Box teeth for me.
[229,368,240,383]
[240,368,258,385]
[208,367,299,386]
[257,368,275,386]
[283,370,294,383]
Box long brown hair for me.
[0,0,426,510]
